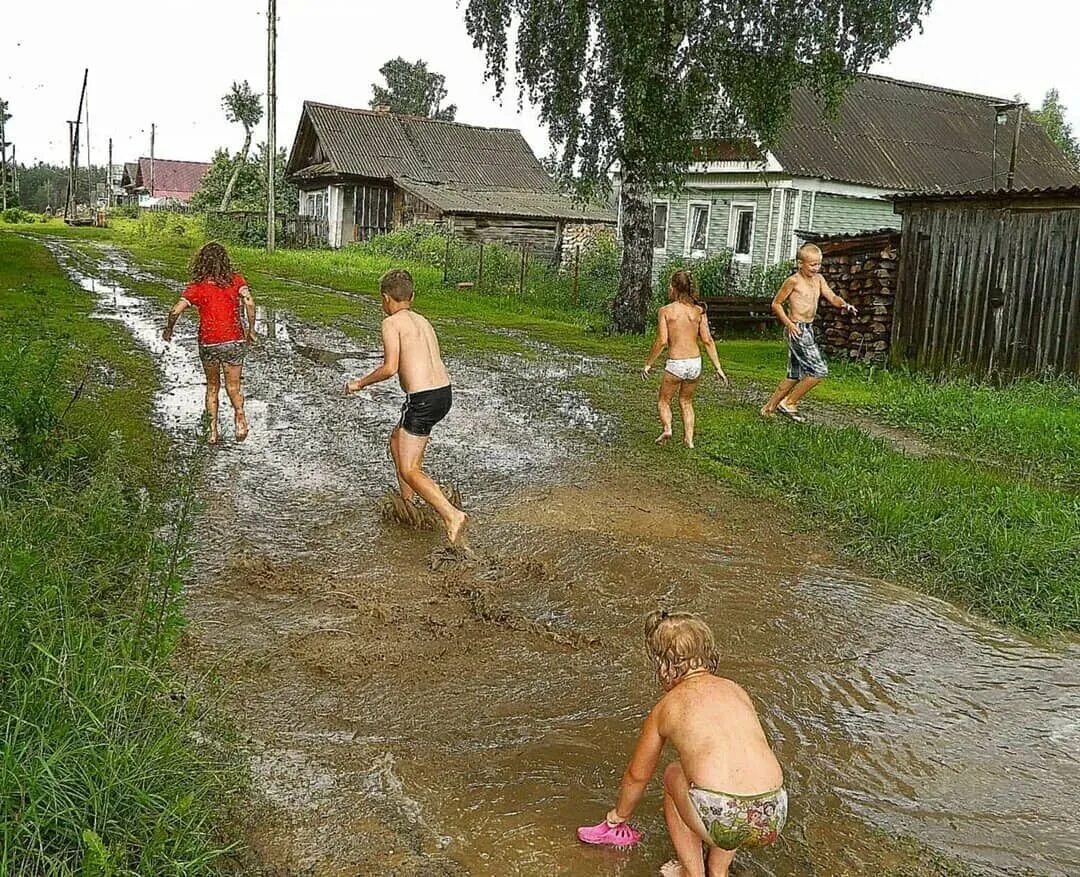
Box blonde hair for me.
[644,610,719,686]
[380,268,415,302]
[796,243,822,264]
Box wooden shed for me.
[891,186,1080,378]
[285,101,614,250]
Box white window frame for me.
[652,199,670,252]
[684,200,711,258]
[728,201,757,266]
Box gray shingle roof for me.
[293,101,556,191]
[773,75,1080,192]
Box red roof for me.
[131,157,211,201]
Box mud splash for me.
[51,239,1080,877]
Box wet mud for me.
[51,239,1080,877]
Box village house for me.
[119,157,211,206]
[285,101,614,251]
[625,74,1080,270]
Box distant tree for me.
[191,144,296,214]
[1031,89,1080,170]
[370,58,456,121]
[465,0,933,332]
[220,81,264,211]
[0,99,13,207]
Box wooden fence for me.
[892,195,1080,378]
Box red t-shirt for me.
[182,273,247,344]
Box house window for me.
[729,203,756,264]
[686,202,710,257]
[652,201,669,250]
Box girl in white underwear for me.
[642,270,728,448]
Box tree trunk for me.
[220,128,253,212]
[611,175,653,334]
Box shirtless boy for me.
[344,269,468,545]
[642,269,728,448]
[760,243,857,423]
[594,610,786,877]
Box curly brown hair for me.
[191,241,235,286]
[644,609,719,687]
[669,269,706,311]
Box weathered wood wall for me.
[449,215,562,253]
[892,201,1080,378]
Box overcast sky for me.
[3,1,1078,168]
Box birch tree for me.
[220,81,264,212]
[465,0,932,332]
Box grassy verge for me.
[0,233,237,873]
[12,219,1080,633]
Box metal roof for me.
[890,184,1080,204]
[772,74,1080,192]
[799,226,901,242]
[396,179,615,221]
[290,101,556,191]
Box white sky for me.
[3,0,1078,168]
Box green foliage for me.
[0,233,236,873]
[190,144,296,215]
[2,207,39,223]
[1031,88,1080,170]
[654,251,792,303]
[222,80,263,130]
[370,57,457,121]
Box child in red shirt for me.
[163,242,256,443]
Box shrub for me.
[1,207,39,224]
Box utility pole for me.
[266,0,277,252]
[66,122,75,218]
[86,87,92,208]
[0,102,7,211]
[150,123,155,198]
[108,137,113,207]
[1007,103,1026,191]
[11,144,17,201]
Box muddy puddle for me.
[50,238,1080,877]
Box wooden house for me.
[285,101,614,250]
[120,157,211,205]
[616,74,1080,271]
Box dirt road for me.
[56,239,1080,877]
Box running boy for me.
[642,269,728,449]
[592,610,786,877]
[163,241,255,444]
[760,242,857,423]
[344,269,468,546]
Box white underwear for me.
[665,357,702,381]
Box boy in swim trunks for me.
[642,270,728,448]
[597,610,786,877]
[760,242,857,423]
[344,269,468,546]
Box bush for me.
[1,207,40,224]
[110,204,140,219]
[655,250,792,301]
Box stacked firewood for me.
[560,223,615,267]
[814,233,900,363]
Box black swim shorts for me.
[400,385,452,437]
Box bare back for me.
[386,309,450,394]
[655,675,783,795]
[660,300,707,359]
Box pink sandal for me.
[576,819,642,849]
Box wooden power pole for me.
[150,123,155,198]
[266,0,278,252]
[108,137,113,207]
[0,103,7,211]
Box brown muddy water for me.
[51,239,1080,877]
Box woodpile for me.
[812,230,901,364]
[560,223,615,267]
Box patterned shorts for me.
[688,785,788,850]
[198,340,247,366]
[787,322,828,380]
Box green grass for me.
[0,233,238,874]
[13,217,1080,633]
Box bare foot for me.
[447,510,470,547]
[759,405,775,418]
[683,438,695,449]
[659,861,685,877]
[208,423,220,445]
[235,414,249,442]
[655,431,672,445]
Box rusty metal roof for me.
[890,184,1080,204]
[290,101,556,191]
[396,179,615,222]
[773,75,1080,192]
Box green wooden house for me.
[621,75,1080,270]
